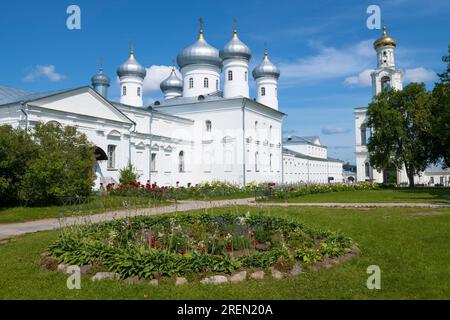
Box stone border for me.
[40,244,360,286]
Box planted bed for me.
[48,212,354,280]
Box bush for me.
[119,163,140,184]
[0,125,36,206]
[0,123,96,206]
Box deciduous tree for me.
[366,83,433,187]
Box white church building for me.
[354,26,450,186]
[0,20,343,187]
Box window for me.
[381,76,391,92]
[245,71,248,82]
[107,145,116,169]
[269,125,273,142]
[261,87,266,96]
[269,154,273,172]
[178,151,185,172]
[150,153,156,171]
[189,78,194,89]
[122,86,127,96]
[204,77,209,88]
[365,162,370,178]
[228,70,233,81]
[255,121,259,140]
[205,120,212,132]
[255,152,259,172]
[137,87,141,97]
[361,125,371,145]
[216,79,219,90]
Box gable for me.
[28,87,133,125]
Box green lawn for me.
[0,196,169,224]
[1,205,449,299]
[272,188,450,204]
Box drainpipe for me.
[20,101,28,132]
[241,99,247,186]
[148,108,154,184]
[128,122,136,166]
[280,130,284,185]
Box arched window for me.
[189,78,194,89]
[205,120,212,132]
[245,71,248,82]
[361,125,371,145]
[179,151,185,173]
[381,76,391,92]
[269,125,273,142]
[122,86,127,96]
[228,70,233,81]
[365,162,371,178]
[261,87,266,96]
[216,79,219,90]
[137,87,141,97]
[269,154,273,172]
[255,152,259,172]
[254,121,259,140]
[204,77,209,88]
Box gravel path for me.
[0,198,448,240]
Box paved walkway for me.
[0,198,448,240]
[0,198,252,240]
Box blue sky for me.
[0,0,448,164]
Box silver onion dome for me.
[220,27,252,61]
[91,67,110,86]
[117,50,147,79]
[252,52,280,79]
[160,67,183,92]
[177,26,222,69]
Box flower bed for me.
[48,212,353,279]
[258,181,381,200]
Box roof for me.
[0,85,134,125]
[425,163,450,174]
[111,101,194,124]
[152,93,286,117]
[0,86,67,106]
[283,148,343,163]
[284,135,324,147]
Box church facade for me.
[354,27,450,186]
[0,21,343,187]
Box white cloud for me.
[404,67,436,83]
[321,127,350,135]
[143,65,181,94]
[278,39,375,84]
[24,65,66,82]
[344,69,373,87]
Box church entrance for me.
[93,146,108,189]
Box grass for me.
[0,205,449,299]
[270,188,450,204]
[0,196,169,224]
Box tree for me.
[19,123,96,205]
[0,125,36,205]
[119,163,140,184]
[366,83,434,187]
[431,45,450,168]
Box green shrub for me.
[0,125,36,206]
[119,163,140,184]
[18,123,96,206]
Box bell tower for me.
[371,26,403,97]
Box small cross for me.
[234,17,237,32]
[199,17,203,31]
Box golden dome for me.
[374,26,397,49]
